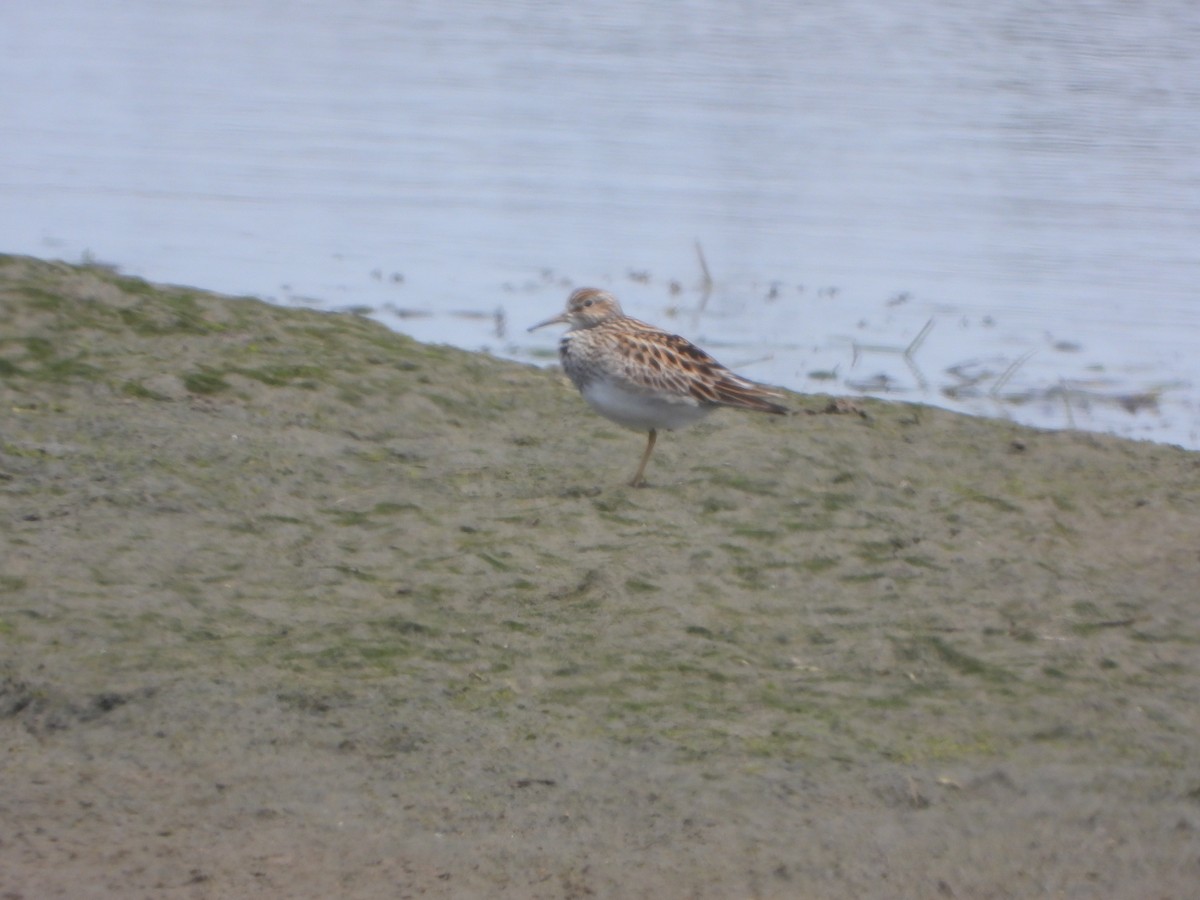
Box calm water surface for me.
[4,1,1198,447]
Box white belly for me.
[581,380,713,432]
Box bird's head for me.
[528,288,623,332]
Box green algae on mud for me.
[2,254,1199,898]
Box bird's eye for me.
[583,299,593,307]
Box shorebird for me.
[529,287,788,486]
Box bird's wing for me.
[606,324,788,414]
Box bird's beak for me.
[527,312,568,333]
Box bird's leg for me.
[630,429,657,487]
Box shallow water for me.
[3,0,1198,447]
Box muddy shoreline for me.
[2,255,1198,898]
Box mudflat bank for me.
[1,255,1198,898]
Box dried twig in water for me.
[694,240,714,314]
[848,319,933,390]
[905,318,934,361]
[1059,378,1077,428]
[694,240,713,291]
[990,350,1036,399]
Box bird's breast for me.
[579,379,711,432]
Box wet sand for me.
[1,254,1198,898]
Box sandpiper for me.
[529,287,788,486]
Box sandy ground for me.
[1,254,1198,898]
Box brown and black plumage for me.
[529,288,788,485]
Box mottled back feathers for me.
[545,288,788,415]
